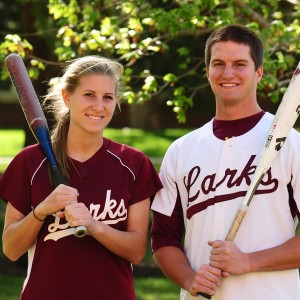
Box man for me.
[151,24,300,299]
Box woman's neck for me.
[66,131,103,162]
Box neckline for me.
[213,111,265,140]
[69,138,108,165]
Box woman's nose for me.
[92,98,104,111]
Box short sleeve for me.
[0,145,46,216]
[0,149,32,215]
[131,154,163,204]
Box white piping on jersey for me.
[22,241,36,292]
[107,150,136,180]
[31,157,47,186]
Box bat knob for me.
[74,226,87,238]
[197,292,211,299]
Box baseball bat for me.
[4,53,87,238]
[198,62,300,299]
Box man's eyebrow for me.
[211,59,249,63]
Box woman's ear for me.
[116,96,121,113]
[62,89,71,108]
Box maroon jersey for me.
[0,138,162,300]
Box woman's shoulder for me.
[104,138,147,159]
[16,144,45,159]
[7,144,46,172]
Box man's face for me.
[206,41,263,110]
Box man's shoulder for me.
[173,121,213,145]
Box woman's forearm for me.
[3,204,44,261]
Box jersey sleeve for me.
[151,194,185,252]
[0,148,33,215]
[131,153,163,205]
[150,141,185,251]
[151,141,179,216]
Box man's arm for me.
[153,246,222,297]
[209,235,300,275]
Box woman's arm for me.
[87,198,150,264]
[3,202,44,261]
[2,184,79,261]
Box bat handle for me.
[52,165,88,238]
[196,207,248,299]
[197,292,211,299]
[225,206,247,241]
[74,225,87,238]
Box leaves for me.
[1,0,300,123]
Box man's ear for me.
[256,66,263,83]
[206,68,210,82]
[62,89,71,108]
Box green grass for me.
[0,130,25,173]
[0,274,23,300]
[0,127,192,158]
[135,277,180,300]
[0,128,192,172]
[0,130,25,157]
[0,274,179,300]
[104,127,192,157]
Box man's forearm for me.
[248,235,300,272]
[153,246,195,291]
[153,245,222,297]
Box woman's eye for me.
[104,95,113,101]
[85,93,94,97]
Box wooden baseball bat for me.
[5,53,87,238]
[198,62,300,299]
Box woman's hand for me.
[35,184,79,221]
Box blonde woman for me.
[1,56,162,300]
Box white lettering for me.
[44,190,128,241]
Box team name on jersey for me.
[44,189,127,241]
[185,155,278,219]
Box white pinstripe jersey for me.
[152,112,300,300]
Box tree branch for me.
[233,0,270,28]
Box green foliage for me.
[0,273,180,300]
[1,0,300,122]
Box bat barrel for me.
[5,54,46,127]
[5,54,87,238]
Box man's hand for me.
[189,264,222,297]
[208,240,250,275]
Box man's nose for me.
[222,65,234,79]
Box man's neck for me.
[215,100,262,121]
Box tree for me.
[1,0,300,124]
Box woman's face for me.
[62,74,118,137]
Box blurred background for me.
[1,0,300,299]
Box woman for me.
[0,56,162,300]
